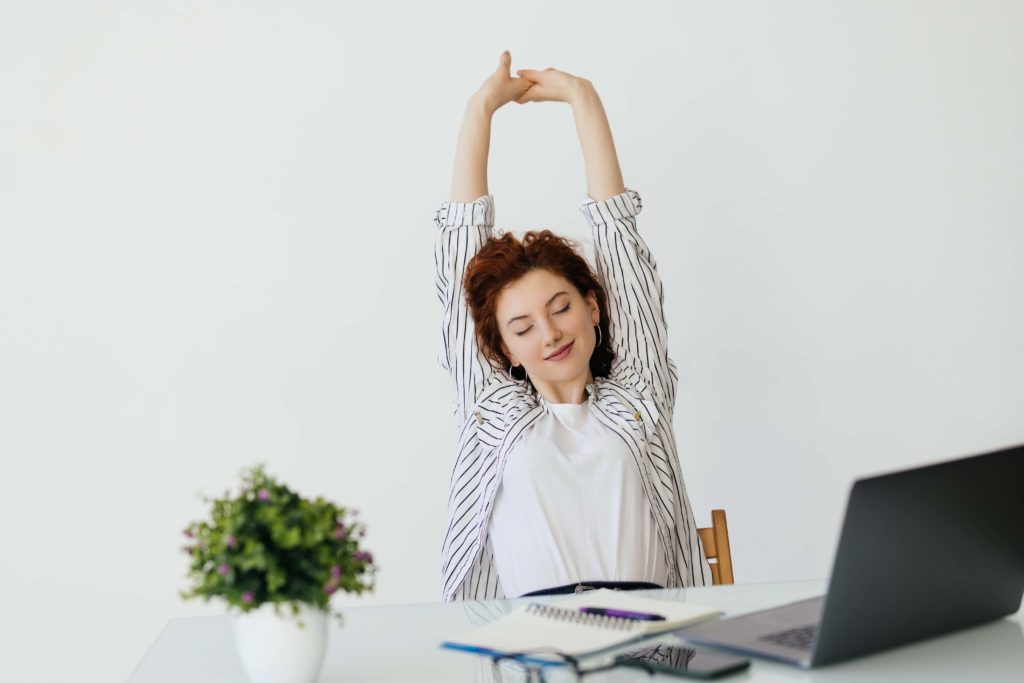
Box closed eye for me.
[514,304,570,336]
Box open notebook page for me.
[442,589,720,659]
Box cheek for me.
[574,311,595,332]
[504,334,525,356]
[511,335,541,360]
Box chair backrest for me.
[697,509,734,585]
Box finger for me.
[516,69,543,82]
[516,84,545,104]
[497,50,511,74]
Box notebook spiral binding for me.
[526,603,643,632]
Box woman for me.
[435,51,712,601]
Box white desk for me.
[129,580,1024,682]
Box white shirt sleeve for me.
[433,194,498,433]
[580,188,679,413]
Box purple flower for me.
[183,529,194,538]
[217,563,231,576]
[257,489,270,501]
[330,565,341,578]
[182,546,194,555]
[242,591,254,604]
[333,526,346,541]
[226,535,237,548]
[324,584,337,595]
[358,528,366,538]
[354,551,373,564]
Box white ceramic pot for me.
[233,601,328,683]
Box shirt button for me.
[634,411,642,421]
[475,411,484,424]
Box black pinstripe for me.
[435,189,711,601]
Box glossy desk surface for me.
[130,579,1024,682]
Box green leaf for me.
[180,463,375,613]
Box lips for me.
[545,341,574,360]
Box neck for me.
[531,369,595,405]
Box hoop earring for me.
[595,324,602,347]
[508,362,527,385]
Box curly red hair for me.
[464,230,614,384]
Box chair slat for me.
[697,527,716,557]
[697,508,734,585]
[711,509,733,584]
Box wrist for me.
[568,78,597,108]
[468,92,497,118]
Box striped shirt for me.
[434,188,712,602]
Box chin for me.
[544,360,590,380]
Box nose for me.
[540,319,563,349]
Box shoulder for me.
[458,377,537,442]
[607,353,659,402]
[593,375,665,435]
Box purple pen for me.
[580,607,666,621]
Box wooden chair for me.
[697,509,734,585]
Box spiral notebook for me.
[442,589,721,661]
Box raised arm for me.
[435,53,532,431]
[449,89,494,202]
[569,81,626,202]
[451,51,533,201]
[516,69,677,411]
[515,69,625,201]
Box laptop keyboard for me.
[759,624,817,651]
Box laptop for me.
[679,443,1024,668]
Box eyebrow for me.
[506,291,570,327]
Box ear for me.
[500,341,516,366]
[585,290,600,324]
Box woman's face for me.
[496,268,600,384]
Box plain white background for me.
[1,1,1022,680]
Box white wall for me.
[2,1,1022,680]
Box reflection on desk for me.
[129,580,1023,682]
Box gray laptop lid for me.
[811,443,1024,666]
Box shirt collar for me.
[531,378,601,409]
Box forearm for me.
[450,96,494,203]
[569,81,626,202]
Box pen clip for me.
[579,607,666,621]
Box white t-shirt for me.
[488,395,670,597]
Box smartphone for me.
[614,645,750,679]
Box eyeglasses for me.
[485,643,696,679]
[488,649,618,682]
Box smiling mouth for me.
[545,341,574,360]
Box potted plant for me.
[180,464,376,683]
